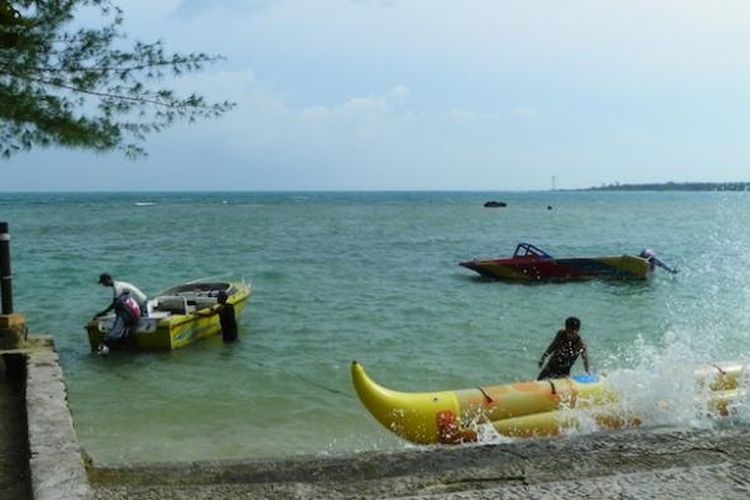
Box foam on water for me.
[605,339,745,431]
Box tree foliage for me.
[0,0,234,158]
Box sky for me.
[4,0,750,191]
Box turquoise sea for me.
[2,190,750,462]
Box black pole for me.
[0,222,12,314]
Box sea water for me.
[1,190,750,462]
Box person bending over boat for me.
[93,273,148,317]
[537,317,590,380]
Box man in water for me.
[216,291,238,342]
[537,316,590,380]
[196,290,238,342]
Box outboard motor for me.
[100,292,142,354]
[639,249,678,274]
[639,249,656,260]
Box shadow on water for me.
[0,355,31,499]
[454,272,659,292]
[597,279,657,297]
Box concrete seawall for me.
[87,426,750,498]
[1,337,92,500]
[4,337,750,499]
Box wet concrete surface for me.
[88,424,750,499]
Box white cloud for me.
[7,0,750,190]
[301,85,411,118]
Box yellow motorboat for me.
[85,280,251,351]
[351,361,744,445]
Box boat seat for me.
[191,297,218,310]
[153,296,189,314]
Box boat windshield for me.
[513,243,553,259]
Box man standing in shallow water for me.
[537,316,590,380]
[195,290,238,342]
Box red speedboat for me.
[460,243,676,282]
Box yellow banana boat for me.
[351,361,744,445]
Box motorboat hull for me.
[85,281,251,351]
[460,255,652,282]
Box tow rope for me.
[476,386,494,404]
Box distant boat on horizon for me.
[483,200,507,208]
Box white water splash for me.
[603,329,750,432]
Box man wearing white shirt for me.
[93,272,148,319]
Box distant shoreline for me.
[2,184,750,194]
[585,181,750,192]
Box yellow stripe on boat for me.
[594,255,650,279]
[492,404,642,439]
